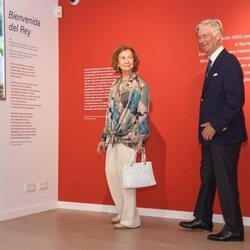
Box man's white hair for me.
[196,19,223,36]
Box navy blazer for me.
[199,49,247,145]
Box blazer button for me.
[222,127,228,131]
[201,98,204,102]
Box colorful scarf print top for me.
[101,73,150,148]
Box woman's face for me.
[118,49,134,73]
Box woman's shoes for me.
[113,223,141,230]
[113,223,130,229]
[111,215,120,224]
[111,215,141,229]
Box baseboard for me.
[0,201,58,221]
[58,201,117,213]
[2,201,249,226]
[58,201,250,226]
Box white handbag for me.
[122,151,156,188]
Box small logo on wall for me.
[55,6,63,18]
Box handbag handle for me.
[130,151,147,164]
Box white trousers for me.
[105,143,140,228]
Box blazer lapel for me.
[201,49,227,97]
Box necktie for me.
[205,59,212,78]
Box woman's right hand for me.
[97,141,106,154]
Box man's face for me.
[197,24,221,56]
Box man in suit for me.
[179,19,247,241]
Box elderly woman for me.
[97,45,150,229]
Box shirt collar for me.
[209,45,224,65]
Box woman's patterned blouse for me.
[101,72,150,149]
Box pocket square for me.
[213,73,218,76]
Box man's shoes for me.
[179,218,213,232]
[207,228,244,241]
[111,215,120,224]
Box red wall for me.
[59,0,250,216]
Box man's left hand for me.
[201,122,216,141]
